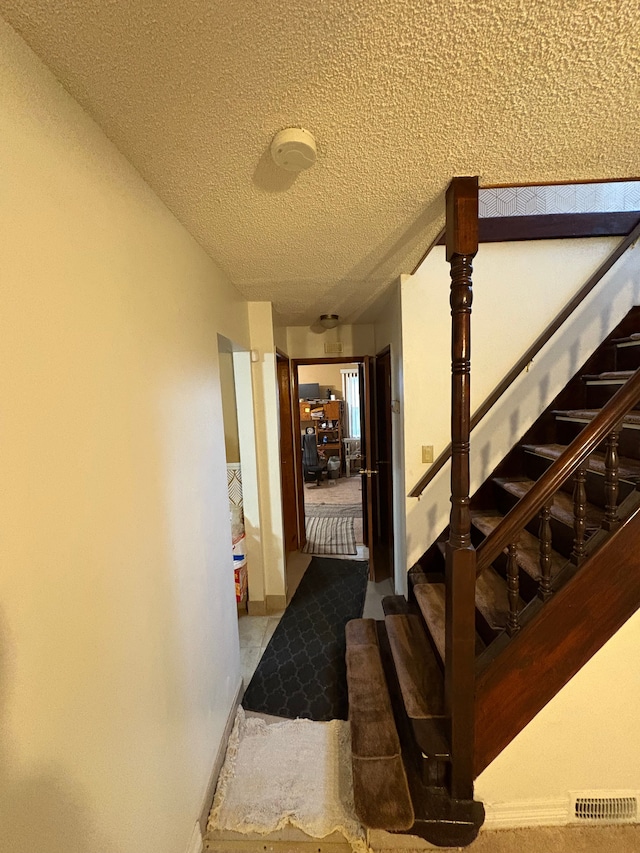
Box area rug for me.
[305,503,363,517]
[242,557,369,720]
[208,707,367,852]
[302,515,357,555]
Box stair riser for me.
[614,342,640,372]
[494,486,594,559]
[555,420,640,461]
[585,383,640,410]
[523,452,637,507]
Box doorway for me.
[296,360,366,560]
[286,355,394,583]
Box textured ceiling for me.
[1,0,639,325]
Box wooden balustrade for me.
[571,464,588,566]
[603,423,622,531]
[476,367,640,576]
[538,503,553,601]
[506,543,520,636]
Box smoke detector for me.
[271,128,317,172]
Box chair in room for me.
[302,432,327,486]
[342,437,362,477]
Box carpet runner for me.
[242,557,369,721]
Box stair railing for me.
[476,367,640,634]
[409,217,640,499]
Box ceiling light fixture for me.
[270,127,317,172]
[319,314,339,329]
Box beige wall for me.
[218,348,241,463]
[297,362,359,400]
[0,19,249,853]
[285,323,375,358]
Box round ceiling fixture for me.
[270,127,317,172]
[319,314,339,329]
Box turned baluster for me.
[538,502,553,601]
[603,423,622,531]
[571,463,588,566]
[506,543,520,636]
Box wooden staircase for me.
[344,179,640,846]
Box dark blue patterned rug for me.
[242,557,369,721]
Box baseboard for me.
[248,595,286,615]
[266,594,286,613]
[198,677,243,834]
[482,797,569,830]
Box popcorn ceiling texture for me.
[1,0,639,325]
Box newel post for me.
[444,176,478,801]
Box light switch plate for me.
[422,445,434,464]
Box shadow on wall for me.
[0,609,115,853]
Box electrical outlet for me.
[422,445,434,464]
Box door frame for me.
[291,355,392,578]
[277,350,299,554]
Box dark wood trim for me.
[476,366,640,574]
[436,212,640,244]
[481,177,640,189]
[409,218,640,499]
[474,505,640,777]
[444,176,478,802]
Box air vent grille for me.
[572,795,638,822]
[324,342,343,354]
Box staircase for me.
[344,179,640,847]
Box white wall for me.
[248,303,287,603]
[402,237,640,568]
[373,279,408,596]
[0,19,249,853]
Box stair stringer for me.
[474,500,640,777]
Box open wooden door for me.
[277,353,299,553]
[360,356,393,582]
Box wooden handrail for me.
[476,366,640,574]
[408,217,640,499]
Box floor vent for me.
[571,793,639,822]
[324,342,343,354]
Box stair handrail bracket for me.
[444,176,479,803]
[476,366,640,575]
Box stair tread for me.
[612,333,640,344]
[345,619,415,831]
[385,613,444,720]
[494,476,604,528]
[553,408,640,426]
[413,581,486,659]
[582,370,634,382]
[475,565,520,630]
[413,583,446,662]
[522,443,640,483]
[472,510,567,581]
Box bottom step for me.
[345,619,414,831]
